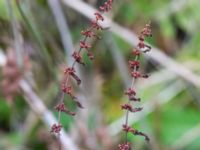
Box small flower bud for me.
[129,60,140,69]
[121,103,133,112]
[138,41,145,49]
[72,51,85,65]
[122,124,135,133]
[141,23,152,37]
[64,67,81,85]
[81,30,93,38]
[91,20,103,30]
[131,71,141,78]
[55,102,76,116]
[50,124,62,134]
[125,88,136,97]
[80,41,91,49]
[94,12,104,21]
[61,85,76,99]
[118,142,131,150]
[99,0,113,12]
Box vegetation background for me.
[0,0,200,149]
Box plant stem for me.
[124,55,139,143]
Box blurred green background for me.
[0,0,200,150]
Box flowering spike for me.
[119,23,151,148]
[53,0,114,138]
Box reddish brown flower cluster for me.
[118,142,131,150]
[55,103,76,116]
[99,0,113,12]
[118,23,152,149]
[122,124,149,141]
[121,104,142,113]
[50,124,62,134]
[51,0,113,135]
